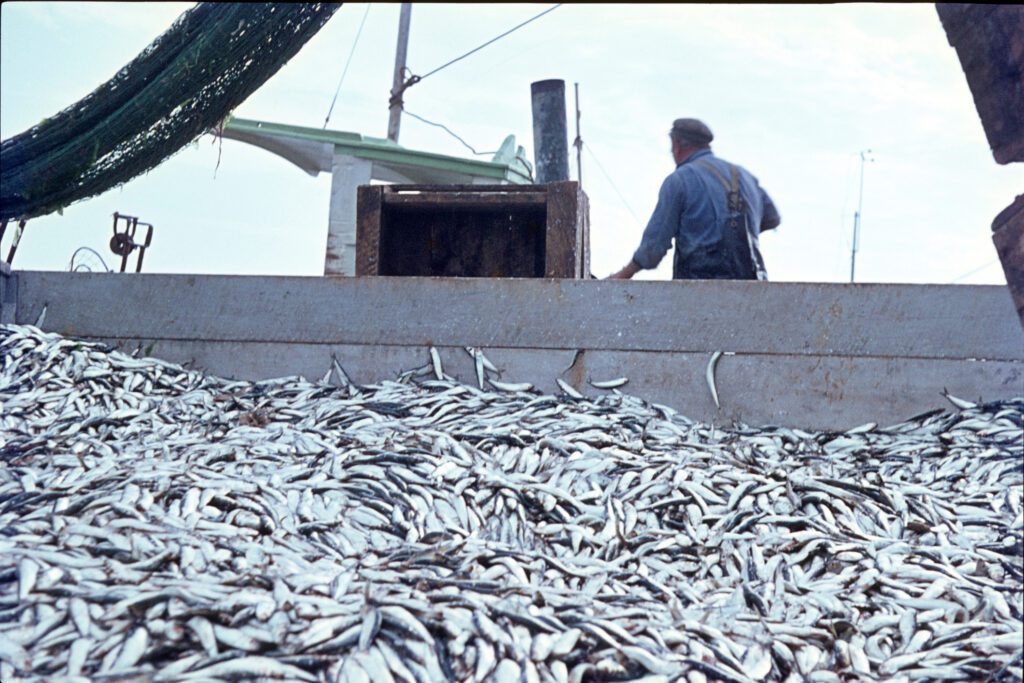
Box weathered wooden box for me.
[355,182,589,278]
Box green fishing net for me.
[0,3,341,221]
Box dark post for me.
[531,80,569,184]
[387,3,413,143]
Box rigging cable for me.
[420,4,561,81]
[403,110,496,156]
[948,260,998,284]
[391,4,562,106]
[324,3,372,128]
[404,109,534,181]
[584,143,643,227]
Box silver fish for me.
[0,323,1020,683]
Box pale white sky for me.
[1,3,1021,283]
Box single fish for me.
[589,377,628,390]
[706,350,723,409]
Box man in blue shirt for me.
[608,118,780,280]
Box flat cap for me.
[671,118,714,145]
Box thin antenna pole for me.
[573,82,583,188]
[387,3,412,142]
[850,149,873,283]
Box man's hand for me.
[606,260,641,280]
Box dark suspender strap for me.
[699,160,744,212]
[697,160,732,191]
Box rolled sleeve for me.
[632,175,683,270]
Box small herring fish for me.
[0,323,1020,683]
[590,377,629,390]
[706,350,723,409]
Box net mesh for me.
[0,3,342,221]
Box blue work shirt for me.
[631,148,780,277]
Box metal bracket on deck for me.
[1,218,28,267]
[110,213,154,273]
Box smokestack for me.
[530,79,569,184]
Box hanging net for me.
[0,3,342,222]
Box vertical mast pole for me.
[850,149,872,283]
[387,3,412,142]
[573,82,583,187]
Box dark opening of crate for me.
[379,204,547,278]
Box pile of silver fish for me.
[1,323,1021,683]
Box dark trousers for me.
[673,219,763,280]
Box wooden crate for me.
[356,182,589,278]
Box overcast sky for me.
[1,3,1021,283]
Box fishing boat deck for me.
[2,270,1021,430]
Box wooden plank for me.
[382,192,547,208]
[387,184,546,193]
[355,185,384,276]
[14,274,1024,361]
[578,188,590,278]
[90,338,1023,430]
[544,181,581,278]
[936,5,1024,164]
